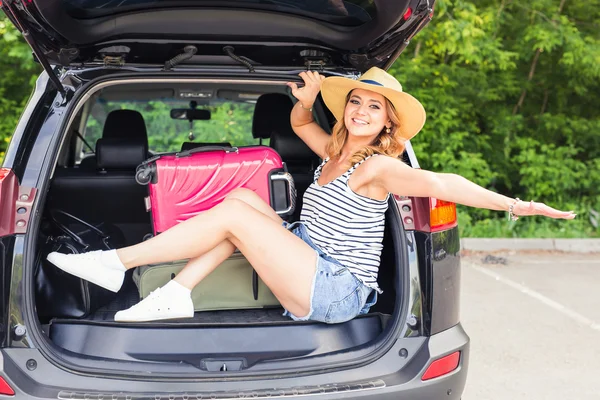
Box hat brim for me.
[321,77,426,141]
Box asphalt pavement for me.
[459,250,600,400]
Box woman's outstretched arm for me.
[369,156,576,220]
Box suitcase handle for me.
[176,146,239,158]
[271,172,297,216]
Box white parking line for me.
[509,260,600,264]
[465,262,600,332]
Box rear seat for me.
[80,109,149,170]
[253,93,319,221]
[252,94,277,145]
[47,111,151,245]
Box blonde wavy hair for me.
[324,92,405,167]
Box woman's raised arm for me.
[287,72,330,158]
[369,156,576,220]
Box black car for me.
[0,0,469,398]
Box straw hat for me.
[321,67,426,140]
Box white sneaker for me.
[114,287,194,322]
[46,250,125,293]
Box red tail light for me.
[403,7,413,20]
[0,168,17,238]
[430,198,457,232]
[422,351,460,381]
[0,168,10,180]
[0,376,15,395]
[1,169,37,237]
[1,168,35,237]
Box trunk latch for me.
[103,55,125,67]
[202,359,246,372]
[300,50,330,71]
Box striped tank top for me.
[300,155,389,293]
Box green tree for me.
[0,12,41,160]
[390,0,600,237]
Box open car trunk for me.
[40,209,402,371]
[30,74,409,376]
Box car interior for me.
[36,81,403,365]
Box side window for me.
[80,98,264,159]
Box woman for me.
[47,68,575,323]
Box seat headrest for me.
[102,110,148,141]
[180,142,232,152]
[96,138,148,170]
[252,93,294,139]
[270,128,317,162]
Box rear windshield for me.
[63,0,375,26]
[80,98,261,162]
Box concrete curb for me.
[460,238,600,253]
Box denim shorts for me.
[281,221,378,324]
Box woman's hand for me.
[513,200,576,220]
[287,71,325,109]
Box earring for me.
[386,127,391,134]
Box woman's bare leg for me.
[46,188,312,317]
[118,188,281,267]
[171,188,284,290]
[116,198,314,316]
[173,240,236,290]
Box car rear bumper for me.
[1,323,469,399]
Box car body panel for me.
[413,226,461,336]
[0,236,16,348]
[1,322,468,399]
[430,228,461,335]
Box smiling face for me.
[343,88,391,140]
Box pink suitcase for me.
[135,146,296,235]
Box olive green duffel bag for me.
[132,253,280,311]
